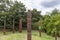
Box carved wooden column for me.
[12,17,15,33]
[4,16,6,35]
[19,18,22,33]
[27,10,31,40]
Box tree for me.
[9,1,26,30]
[42,9,60,37]
[31,9,41,22]
[51,9,59,16]
[31,9,42,30]
[0,0,26,33]
[37,20,43,37]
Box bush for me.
[32,23,39,30]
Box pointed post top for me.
[27,10,31,16]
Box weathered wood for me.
[19,18,22,33]
[4,17,6,35]
[27,10,31,40]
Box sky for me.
[14,0,60,15]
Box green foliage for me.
[0,0,42,30]
[42,9,60,36]
[31,9,42,30]
[31,9,41,22]
[0,0,26,30]
[32,22,39,30]
[0,0,60,37]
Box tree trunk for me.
[39,29,41,37]
[12,18,15,33]
[55,31,57,40]
[4,17,6,35]
[19,18,22,33]
[55,27,57,40]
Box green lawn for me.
[0,30,56,40]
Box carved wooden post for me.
[27,10,31,40]
[4,16,6,35]
[19,18,22,33]
[12,17,15,33]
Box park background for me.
[0,0,60,40]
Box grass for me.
[0,30,57,40]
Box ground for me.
[0,30,59,40]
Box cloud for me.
[41,0,60,8]
[15,0,60,15]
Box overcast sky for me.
[14,0,60,15]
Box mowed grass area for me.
[0,30,55,40]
